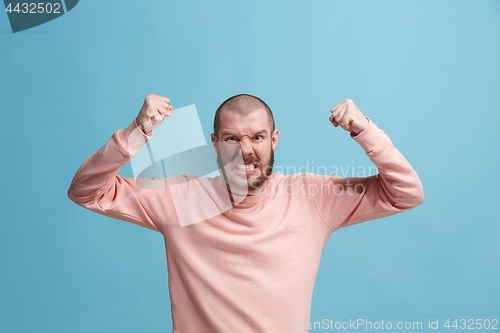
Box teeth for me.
[236,163,256,171]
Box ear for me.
[271,129,279,152]
[211,133,219,154]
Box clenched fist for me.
[135,94,174,135]
[329,99,369,135]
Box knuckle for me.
[344,98,353,104]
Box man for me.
[68,93,424,332]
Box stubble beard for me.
[217,150,274,195]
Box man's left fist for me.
[329,99,369,135]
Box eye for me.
[254,135,263,140]
[226,136,238,142]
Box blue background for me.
[1,0,499,331]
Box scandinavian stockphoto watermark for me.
[127,104,378,227]
[3,0,79,33]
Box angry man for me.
[68,93,424,332]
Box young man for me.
[68,93,424,332]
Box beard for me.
[217,149,274,195]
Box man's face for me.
[211,108,279,196]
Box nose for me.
[238,137,254,158]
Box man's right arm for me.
[67,94,175,233]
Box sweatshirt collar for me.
[212,174,276,208]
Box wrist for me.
[134,117,153,137]
[351,116,369,136]
[119,120,152,155]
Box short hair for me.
[213,94,275,138]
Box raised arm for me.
[67,94,176,233]
[308,99,424,232]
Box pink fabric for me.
[68,119,424,332]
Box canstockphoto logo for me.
[3,0,79,33]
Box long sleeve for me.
[67,121,175,233]
[306,118,424,232]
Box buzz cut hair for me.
[213,94,275,138]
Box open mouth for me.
[233,162,258,175]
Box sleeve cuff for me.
[351,117,387,154]
[118,120,153,155]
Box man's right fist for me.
[135,94,174,135]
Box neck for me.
[223,178,269,197]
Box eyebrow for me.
[221,129,268,137]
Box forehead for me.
[218,108,271,135]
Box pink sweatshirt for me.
[68,119,424,332]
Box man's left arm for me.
[308,99,424,231]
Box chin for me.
[217,151,274,194]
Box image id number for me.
[444,319,498,330]
[5,2,62,14]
